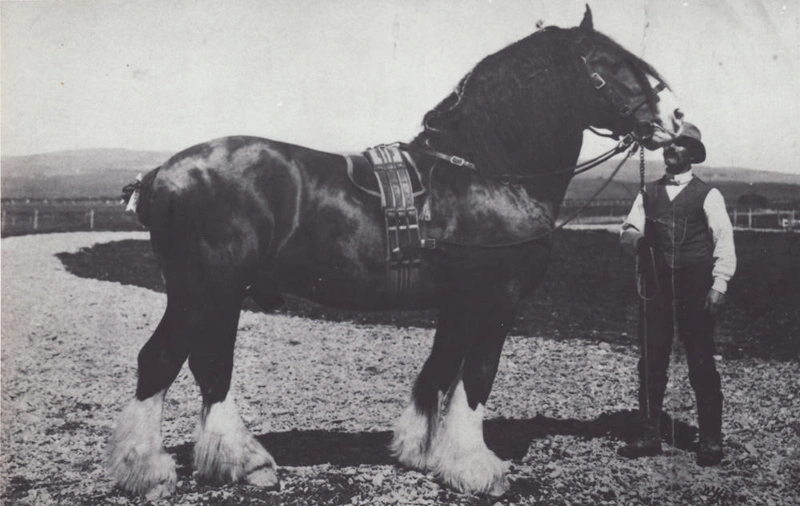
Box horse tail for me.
[121,167,161,228]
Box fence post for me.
[33,209,39,231]
[89,209,95,230]
[748,208,752,229]
[732,208,737,227]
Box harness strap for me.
[396,142,477,170]
[398,133,634,183]
[365,145,423,302]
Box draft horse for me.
[109,7,682,498]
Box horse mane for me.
[413,25,668,180]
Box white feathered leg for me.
[428,380,509,496]
[107,391,177,500]
[194,395,279,489]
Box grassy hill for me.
[1,148,172,199]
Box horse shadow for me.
[168,410,697,477]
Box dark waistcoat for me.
[644,176,714,268]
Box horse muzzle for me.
[634,120,676,150]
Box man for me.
[618,122,736,466]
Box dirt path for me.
[2,232,799,505]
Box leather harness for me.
[344,145,426,302]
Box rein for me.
[398,131,634,183]
[431,140,641,249]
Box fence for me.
[559,199,799,230]
[1,199,144,237]
[2,198,799,237]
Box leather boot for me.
[696,396,723,466]
[618,417,662,459]
[697,434,723,466]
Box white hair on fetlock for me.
[427,380,509,496]
[194,394,278,487]
[390,397,439,471]
[106,391,177,499]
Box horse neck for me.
[413,33,595,206]
[413,88,590,207]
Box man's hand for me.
[704,289,725,314]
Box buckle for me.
[450,156,466,167]
[421,238,437,249]
[590,73,606,90]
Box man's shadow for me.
[168,410,697,477]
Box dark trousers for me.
[637,261,723,439]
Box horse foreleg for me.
[427,284,519,496]
[107,304,189,499]
[391,299,466,471]
[188,297,279,490]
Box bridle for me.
[576,35,668,124]
[401,35,668,248]
[403,36,667,185]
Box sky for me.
[1,0,799,175]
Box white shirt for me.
[620,169,737,293]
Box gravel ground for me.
[2,232,799,505]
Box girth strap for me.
[365,145,422,302]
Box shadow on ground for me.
[168,410,698,477]
[57,233,800,361]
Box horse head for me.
[575,5,681,149]
[416,6,686,181]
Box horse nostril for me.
[674,108,684,120]
[634,121,654,140]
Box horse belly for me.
[271,240,440,311]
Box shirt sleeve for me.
[704,188,737,293]
[620,192,645,256]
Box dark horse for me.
[109,7,682,499]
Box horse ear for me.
[580,4,594,32]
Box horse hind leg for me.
[188,287,279,490]
[107,303,190,499]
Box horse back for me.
[144,136,437,308]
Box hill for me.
[2,147,798,201]
[1,148,173,200]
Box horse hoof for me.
[432,448,510,496]
[486,474,510,497]
[107,441,177,498]
[246,465,280,491]
[144,481,175,501]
